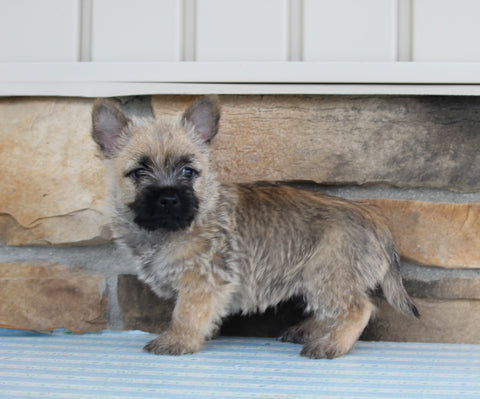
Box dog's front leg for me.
[144,269,231,355]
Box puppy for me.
[92,95,418,359]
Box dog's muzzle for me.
[129,185,199,231]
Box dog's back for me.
[226,182,418,318]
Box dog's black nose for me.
[158,194,179,208]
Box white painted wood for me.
[2,0,480,96]
[287,0,303,61]
[91,0,180,61]
[303,0,397,61]
[3,81,480,97]
[0,0,79,62]
[180,0,196,61]
[79,0,93,61]
[2,62,480,84]
[195,0,288,61]
[412,0,480,62]
[396,0,412,61]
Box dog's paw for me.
[281,318,327,345]
[281,325,308,344]
[300,336,355,359]
[143,332,201,355]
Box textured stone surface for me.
[401,263,480,300]
[368,199,480,269]
[117,274,173,333]
[0,262,107,332]
[152,95,480,192]
[0,97,110,245]
[362,298,480,344]
[0,244,137,275]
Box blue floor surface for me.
[0,330,479,398]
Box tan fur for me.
[145,270,232,355]
[92,96,418,359]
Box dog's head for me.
[92,96,220,232]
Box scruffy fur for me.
[92,96,419,359]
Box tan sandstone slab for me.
[0,97,110,245]
[117,274,173,333]
[368,199,480,269]
[363,297,480,345]
[0,262,107,332]
[152,95,480,192]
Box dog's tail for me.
[381,247,420,318]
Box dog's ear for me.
[92,99,132,158]
[182,95,220,145]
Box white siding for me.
[1,0,480,95]
[91,0,180,61]
[0,0,79,62]
[3,0,480,64]
[412,0,480,62]
[303,0,397,62]
[195,0,288,61]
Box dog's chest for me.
[127,239,186,298]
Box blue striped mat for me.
[0,330,479,398]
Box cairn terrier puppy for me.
[92,96,418,359]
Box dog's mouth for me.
[128,185,199,231]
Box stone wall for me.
[1,95,479,344]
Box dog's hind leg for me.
[299,293,374,359]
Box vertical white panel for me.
[396,0,412,61]
[303,0,397,61]
[181,0,196,61]
[196,0,288,61]
[91,0,180,61]
[79,0,93,61]
[0,0,79,62]
[287,0,303,61]
[412,0,480,62]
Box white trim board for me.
[3,82,480,97]
[1,62,480,96]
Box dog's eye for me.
[181,167,198,179]
[130,168,148,179]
